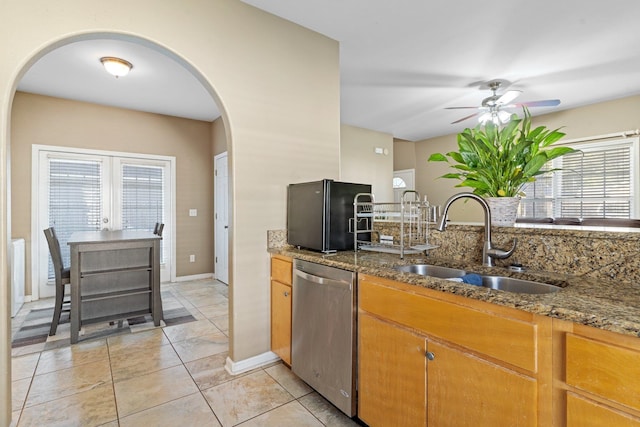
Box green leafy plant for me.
[428,108,576,197]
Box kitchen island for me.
[68,230,162,344]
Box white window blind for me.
[121,164,166,263]
[518,164,553,218]
[519,138,636,219]
[48,158,102,278]
[121,164,164,230]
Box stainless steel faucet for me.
[435,192,517,267]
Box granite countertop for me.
[270,247,640,338]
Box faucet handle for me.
[488,238,517,260]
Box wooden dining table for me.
[67,230,162,344]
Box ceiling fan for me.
[446,81,561,125]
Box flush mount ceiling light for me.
[100,56,133,78]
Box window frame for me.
[518,135,639,221]
[31,144,177,300]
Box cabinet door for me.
[567,393,640,427]
[566,333,640,412]
[358,312,427,427]
[271,280,292,365]
[427,340,537,427]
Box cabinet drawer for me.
[271,256,292,285]
[567,392,640,427]
[359,276,537,372]
[566,333,640,412]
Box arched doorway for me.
[6,32,232,425]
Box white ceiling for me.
[18,38,220,122]
[18,1,640,141]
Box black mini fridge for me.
[287,179,371,253]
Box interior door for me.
[214,152,229,284]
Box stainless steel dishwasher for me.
[291,259,357,417]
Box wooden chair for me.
[43,227,71,336]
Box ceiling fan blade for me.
[514,99,561,108]
[451,112,479,124]
[445,106,480,110]
[496,90,522,106]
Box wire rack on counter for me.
[352,190,438,258]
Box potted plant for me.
[428,108,576,226]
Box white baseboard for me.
[225,351,281,375]
[174,273,214,282]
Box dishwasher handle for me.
[294,269,353,290]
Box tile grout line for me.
[105,337,121,426]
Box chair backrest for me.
[154,223,164,237]
[43,227,65,281]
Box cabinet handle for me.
[284,291,290,297]
[426,351,435,361]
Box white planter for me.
[485,197,521,227]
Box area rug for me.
[11,304,196,349]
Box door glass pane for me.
[48,158,102,278]
[121,164,165,262]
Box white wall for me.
[0,1,341,423]
[340,124,394,201]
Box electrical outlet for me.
[189,254,196,262]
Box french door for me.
[34,146,174,299]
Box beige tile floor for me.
[10,279,359,427]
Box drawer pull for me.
[284,291,290,297]
[426,351,435,361]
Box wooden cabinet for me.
[427,340,537,426]
[270,255,292,365]
[358,274,552,427]
[554,321,640,426]
[358,312,427,426]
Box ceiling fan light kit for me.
[447,80,561,125]
[479,109,512,125]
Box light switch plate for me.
[189,209,197,217]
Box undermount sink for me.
[481,276,560,294]
[394,264,560,294]
[394,264,466,279]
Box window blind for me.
[557,145,631,218]
[48,158,102,278]
[518,139,634,220]
[121,164,165,263]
